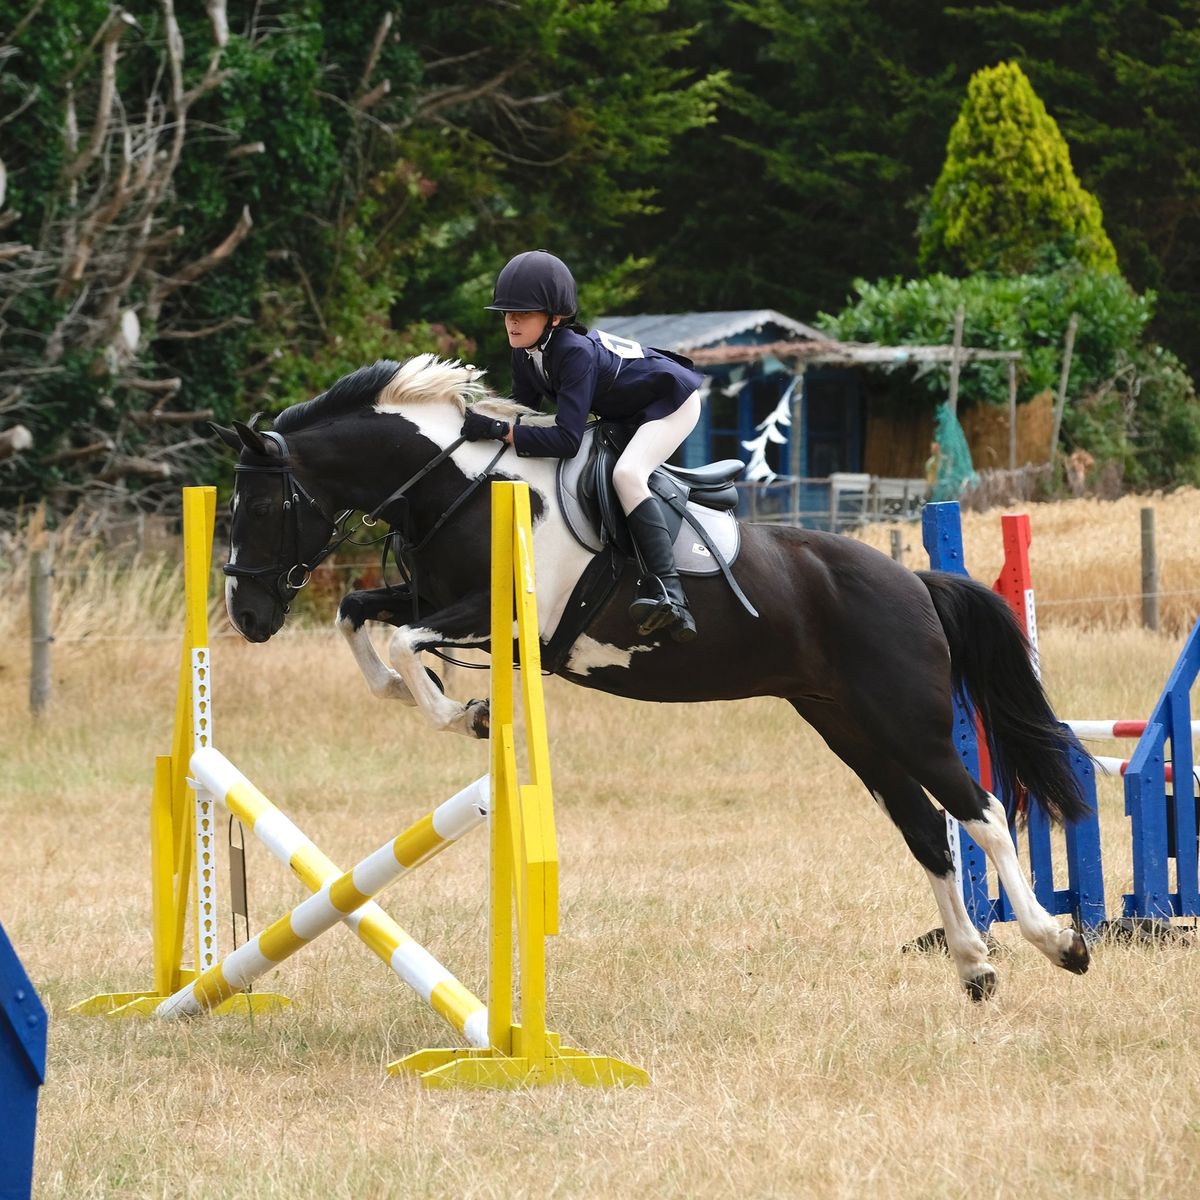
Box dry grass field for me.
[1,492,1198,1199]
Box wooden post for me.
[1048,313,1079,464]
[890,529,903,563]
[29,544,53,715]
[947,304,965,418]
[1141,507,1159,632]
[1007,358,1018,472]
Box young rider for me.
[460,249,703,643]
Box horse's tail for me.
[917,570,1090,824]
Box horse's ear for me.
[209,422,242,453]
[232,418,270,456]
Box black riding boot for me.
[625,497,698,643]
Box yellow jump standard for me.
[72,486,287,1017]
[387,481,648,1088]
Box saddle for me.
[542,422,756,671]
[556,422,743,573]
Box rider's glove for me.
[461,411,510,442]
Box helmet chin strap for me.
[534,316,559,350]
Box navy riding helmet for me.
[486,250,578,318]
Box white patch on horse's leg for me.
[336,613,415,704]
[963,794,1087,971]
[564,634,654,676]
[388,624,485,735]
[925,869,997,998]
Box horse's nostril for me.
[238,610,256,635]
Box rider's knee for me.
[612,460,649,508]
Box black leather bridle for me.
[222,427,509,614]
[221,432,343,611]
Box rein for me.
[224,428,510,625]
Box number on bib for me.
[596,329,646,360]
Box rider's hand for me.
[461,411,510,442]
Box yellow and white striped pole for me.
[181,747,489,1045]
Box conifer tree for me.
[919,61,1118,275]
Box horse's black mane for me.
[272,360,402,434]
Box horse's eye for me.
[251,501,274,518]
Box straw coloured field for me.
[1,493,1198,1199]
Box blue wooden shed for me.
[593,309,864,476]
[0,922,47,1200]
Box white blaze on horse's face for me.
[225,491,240,610]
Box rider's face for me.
[504,311,557,350]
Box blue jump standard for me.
[0,922,47,1200]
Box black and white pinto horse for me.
[214,355,1091,1000]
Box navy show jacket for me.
[510,326,704,459]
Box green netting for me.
[928,400,977,501]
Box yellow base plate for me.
[70,991,291,1018]
[388,1039,649,1090]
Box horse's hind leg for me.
[910,751,1089,976]
[798,707,995,999]
[876,777,998,1000]
[812,618,1090,979]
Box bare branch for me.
[0,243,31,261]
[63,13,135,183]
[64,86,78,157]
[355,80,391,112]
[43,438,114,466]
[97,454,172,483]
[163,0,184,110]
[183,60,234,109]
[57,129,135,294]
[410,63,524,125]
[422,48,491,73]
[127,408,213,426]
[0,85,39,130]
[359,12,394,92]
[228,141,265,160]
[157,315,251,340]
[146,205,251,314]
[206,0,228,48]
[4,0,48,44]
[122,376,182,395]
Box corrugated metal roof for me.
[592,309,827,352]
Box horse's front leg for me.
[336,587,420,704]
[387,591,492,738]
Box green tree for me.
[0,1,719,512]
[919,61,1117,275]
[625,0,968,317]
[951,0,1200,378]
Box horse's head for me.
[210,417,338,643]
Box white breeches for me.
[611,391,703,514]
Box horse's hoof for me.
[467,700,490,740]
[963,965,998,1002]
[1058,928,1090,974]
